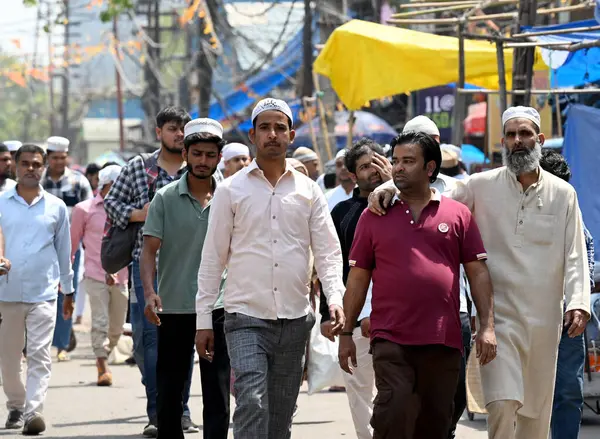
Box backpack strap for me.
[139,153,158,201]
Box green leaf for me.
[43,24,50,33]
[23,0,37,6]
[99,10,112,23]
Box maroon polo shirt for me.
[349,190,487,352]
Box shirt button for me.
[274,287,278,291]
[406,210,409,214]
[410,220,414,224]
[273,239,277,243]
[519,220,523,225]
[272,192,275,196]
[521,206,524,210]
[272,215,276,219]
[274,263,278,267]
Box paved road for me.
[0,316,599,438]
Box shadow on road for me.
[51,414,147,428]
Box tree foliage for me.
[23,0,134,23]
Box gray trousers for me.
[225,311,315,439]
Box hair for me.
[15,144,47,164]
[345,137,385,174]
[539,149,571,182]
[156,106,191,129]
[0,143,8,154]
[101,161,121,169]
[85,163,101,176]
[184,132,226,153]
[390,131,441,184]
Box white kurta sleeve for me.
[563,190,591,315]
[449,178,475,211]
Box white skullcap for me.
[293,146,318,163]
[251,98,293,125]
[222,143,250,162]
[3,140,22,152]
[403,115,440,137]
[440,143,462,161]
[184,118,224,139]
[98,165,122,190]
[335,149,347,160]
[47,136,70,152]
[502,106,541,129]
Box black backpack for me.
[101,153,155,274]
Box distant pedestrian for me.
[221,143,251,178]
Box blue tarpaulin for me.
[523,20,600,87]
[562,104,600,260]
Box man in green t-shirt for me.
[140,118,229,439]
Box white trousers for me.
[342,326,376,439]
[487,399,552,439]
[0,300,56,419]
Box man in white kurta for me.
[367,106,590,439]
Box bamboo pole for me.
[346,111,355,149]
[512,24,600,38]
[496,40,508,115]
[457,88,600,95]
[302,97,320,161]
[401,0,517,7]
[312,71,334,162]
[392,4,474,18]
[389,2,594,25]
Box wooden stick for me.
[496,40,508,115]
[512,24,600,38]
[302,97,320,164]
[457,88,600,95]
[401,0,517,7]
[505,41,572,48]
[312,71,334,162]
[391,4,473,18]
[346,111,355,149]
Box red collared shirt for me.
[349,189,487,351]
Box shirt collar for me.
[391,187,442,206]
[245,159,294,176]
[93,193,104,205]
[9,185,45,205]
[505,166,544,189]
[352,187,365,200]
[178,171,218,197]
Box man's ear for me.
[538,133,546,146]
[289,129,296,144]
[248,128,256,146]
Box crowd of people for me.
[0,97,595,439]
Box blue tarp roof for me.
[523,19,600,87]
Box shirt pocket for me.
[525,213,556,246]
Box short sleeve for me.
[143,192,165,240]
[459,209,487,264]
[348,211,375,271]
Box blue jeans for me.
[131,259,193,423]
[551,325,585,439]
[52,249,80,349]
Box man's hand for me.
[564,309,589,337]
[63,295,75,320]
[105,273,117,286]
[371,153,393,182]
[338,335,357,374]
[329,304,345,336]
[367,186,396,216]
[360,317,371,338]
[195,329,215,362]
[320,321,335,342]
[475,325,497,366]
[0,257,11,274]
[131,202,151,222]
[144,293,162,326]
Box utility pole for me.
[47,1,56,135]
[512,0,538,106]
[301,0,314,98]
[23,1,43,142]
[197,0,215,118]
[61,0,70,138]
[114,15,125,152]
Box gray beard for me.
[502,142,542,175]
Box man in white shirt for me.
[196,98,346,439]
[326,149,355,211]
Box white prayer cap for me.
[3,140,22,152]
[440,143,462,161]
[293,146,318,163]
[184,118,224,139]
[335,149,347,160]
[403,115,440,137]
[46,136,70,152]
[251,98,293,125]
[222,143,250,162]
[502,106,541,129]
[98,165,122,190]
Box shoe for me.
[143,423,158,437]
[57,350,70,362]
[5,410,23,429]
[181,416,200,433]
[22,414,45,435]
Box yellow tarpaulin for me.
[314,20,548,110]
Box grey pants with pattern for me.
[225,311,315,439]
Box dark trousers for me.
[448,312,472,438]
[371,339,461,439]
[156,311,230,439]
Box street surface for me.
[0,307,599,438]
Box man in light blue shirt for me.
[0,144,73,436]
